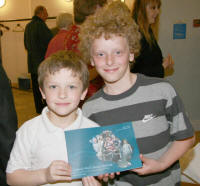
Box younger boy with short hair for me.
[80,1,195,185]
[6,50,100,186]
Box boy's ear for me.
[39,87,46,99]
[90,57,95,67]
[129,53,134,62]
[81,88,88,100]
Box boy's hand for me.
[131,154,165,175]
[82,176,101,186]
[98,172,120,182]
[45,160,72,183]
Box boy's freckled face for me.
[90,35,134,85]
[40,68,87,121]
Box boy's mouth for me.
[104,67,118,73]
[56,102,70,106]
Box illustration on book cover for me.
[90,130,133,168]
[65,122,142,179]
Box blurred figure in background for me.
[0,62,17,186]
[73,0,107,100]
[131,0,174,78]
[73,0,107,25]
[24,5,53,114]
[45,13,73,58]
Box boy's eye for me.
[98,53,103,57]
[151,5,159,10]
[96,52,104,57]
[116,51,121,55]
[49,85,56,89]
[69,85,76,89]
[115,50,123,56]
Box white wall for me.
[0,0,30,82]
[0,0,73,83]
[158,0,200,123]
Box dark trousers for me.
[31,73,46,114]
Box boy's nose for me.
[59,88,67,98]
[106,55,114,66]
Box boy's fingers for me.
[82,176,101,186]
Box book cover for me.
[65,122,142,179]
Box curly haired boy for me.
[80,1,195,186]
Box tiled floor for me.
[12,88,38,127]
[12,88,200,186]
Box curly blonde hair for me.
[79,0,141,64]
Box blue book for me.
[65,122,142,179]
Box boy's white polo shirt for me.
[6,107,99,185]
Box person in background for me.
[72,0,107,55]
[51,26,59,37]
[79,1,195,185]
[130,0,174,78]
[73,0,107,25]
[45,13,73,58]
[75,0,107,100]
[24,5,53,114]
[57,0,107,56]
[0,62,18,186]
[6,50,101,186]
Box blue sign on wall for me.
[173,23,186,39]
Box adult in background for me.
[0,62,18,186]
[24,5,53,114]
[74,0,107,99]
[63,0,107,55]
[45,13,73,58]
[130,0,174,78]
[74,0,107,25]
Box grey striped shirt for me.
[83,74,194,186]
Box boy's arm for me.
[157,136,195,170]
[132,136,195,175]
[7,160,72,186]
[7,169,47,186]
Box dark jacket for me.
[131,30,164,78]
[24,16,52,74]
[0,63,18,186]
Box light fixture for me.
[0,0,5,8]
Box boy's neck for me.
[47,110,78,129]
[103,73,137,95]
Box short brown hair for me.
[73,0,107,24]
[38,50,89,91]
[34,5,45,16]
[79,0,141,64]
